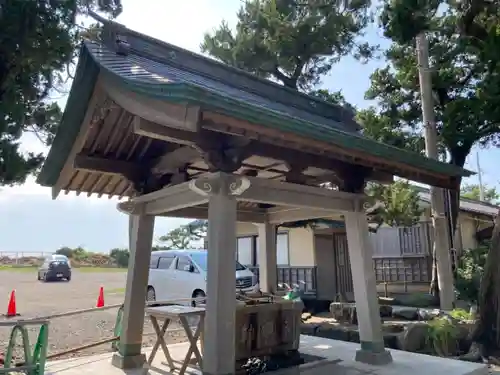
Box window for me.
[158,255,174,269]
[276,233,289,265]
[176,256,194,272]
[190,252,245,271]
[255,232,289,265]
[237,237,253,266]
[150,255,159,269]
[190,252,208,271]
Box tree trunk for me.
[429,250,440,296]
[448,178,462,243]
[429,152,465,297]
[468,208,500,359]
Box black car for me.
[38,254,72,282]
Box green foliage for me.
[109,248,129,268]
[201,0,374,91]
[51,221,208,268]
[449,308,473,321]
[158,221,207,249]
[55,246,113,266]
[0,0,121,186]
[308,88,356,113]
[425,316,460,356]
[55,246,73,258]
[363,1,500,171]
[455,245,488,303]
[55,246,86,259]
[366,180,424,227]
[461,184,499,204]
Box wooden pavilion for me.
[37,18,471,375]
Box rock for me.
[397,323,429,352]
[300,323,320,336]
[330,302,357,324]
[457,323,474,353]
[348,330,360,343]
[383,333,399,349]
[330,302,392,323]
[418,308,443,320]
[378,296,398,305]
[379,304,393,317]
[384,323,405,333]
[392,306,419,320]
[404,293,440,308]
[315,326,350,342]
[302,312,312,321]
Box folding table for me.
[146,305,206,375]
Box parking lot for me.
[0,268,188,360]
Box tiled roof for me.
[87,42,358,134]
[418,192,498,217]
[37,20,473,188]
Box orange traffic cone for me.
[96,287,105,308]
[6,290,19,317]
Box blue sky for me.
[0,0,497,255]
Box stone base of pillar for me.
[111,352,146,369]
[355,348,393,366]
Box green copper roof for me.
[37,32,473,188]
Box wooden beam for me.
[126,179,210,215]
[158,206,267,223]
[104,77,201,132]
[132,117,393,186]
[235,173,362,212]
[73,154,141,177]
[152,146,201,174]
[133,116,200,145]
[267,207,340,224]
[201,113,458,189]
[52,79,107,199]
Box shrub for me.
[109,248,129,268]
[425,317,460,356]
[449,308,473,321]
[455,245,488,303]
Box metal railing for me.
[0,296,206,374]
[377,265,431,296]
[0,319,49,375]
[248,266,317,295]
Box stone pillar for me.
[203,175,239,375]
[344,209,392,365]
[112,213,155,369]
[257,222,277,293]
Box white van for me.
[147,249,259,305]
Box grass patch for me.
[0,265,37,272]
[106,287,126,294]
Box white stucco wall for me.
[235,223,316,266]
[235,207,492,266]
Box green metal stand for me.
[3,322,48,375]
[111,305,124,352]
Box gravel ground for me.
[0,269,188,362]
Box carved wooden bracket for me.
[335,165,370,193]
[197,133,251,173]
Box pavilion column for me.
[112,213,155,369]
[257,222,277,293]
[344,208,392,365]
[200,173,246,375]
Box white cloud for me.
[0,1,233,252]
[116,0,238,53]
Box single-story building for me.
[233,192,498,301]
